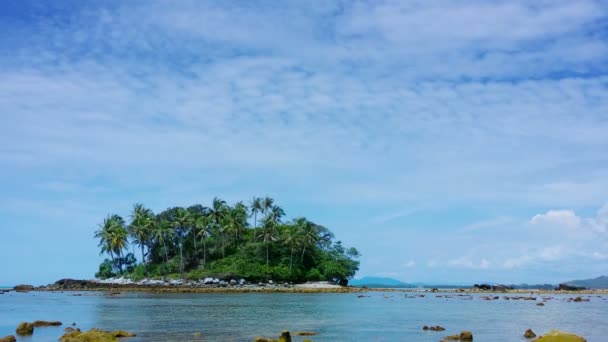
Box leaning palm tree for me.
[95,214,128,274]
[250,197,263,241]
[128,204,154,272]
[258,215,278,266]
[173,207,192,277]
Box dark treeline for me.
[94,197,360,285]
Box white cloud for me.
[530,210,582,230]
[402,260,416,268]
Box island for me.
[91,197,360,287]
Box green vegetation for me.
[94,197,360,285]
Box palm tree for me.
[229,201,248,248]
[210,197,227,257]
[128,204,154,273]
[261,196,274,218]
[95,214,128,273]
[173,207,192,277]
[250,197,262,241]
[193,213,211,268]
[258,214,278,266]
[298,218,318,263]
[282,224,300,273]
[151,218,173,264]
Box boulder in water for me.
[460,331,473,341]
[524,329,537,338]
[532,330,586,342]
[0,335,16,342]
[15,322,34,336]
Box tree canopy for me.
[94,197,360,284]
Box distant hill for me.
[350,277,414,288]
[565,275,608,289]
[349,277,467,288]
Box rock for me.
[431,288,439,292]
[72,322,77,326]
[442,334,460,340]
[294,331,317,336]
[15,322,34,336]
[33,320,62,327]
[474,284,492,290]
[230,279,237,285]
[0,335,16,342]
[212,278,220,284]
[268,280,274,285]
[65,327,75,332]
[460,331,473,341]
[59,328,136,342]
[219,280,227,287]
[524,329,537,338]
[537,302,545,306]
[278,330,291,342]
[13,284,34,292]
[532,329,586,342]
[254,338,276,342]
[239,279,246,285]
[431,326,446,331]
[423,326,429,330]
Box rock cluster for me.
[524,329,537,338]
[0,336,16,342]
[254,330,292,342]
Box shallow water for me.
[0,291,606,341]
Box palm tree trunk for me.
[252,213,257,242]
[266,242,270,266]
[179,236,184,277]
[203,238,206,269]
[301,246,306,263]
[289,246,294,272]
[222,233,226,258]
[141,244,146,275]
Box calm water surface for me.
[0,291,606,341]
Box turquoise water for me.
[0,291,606,341]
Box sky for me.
[1,0,607,286]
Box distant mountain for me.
[350,277,413,287]
[565,275,608,289]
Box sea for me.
[0,290,606,341]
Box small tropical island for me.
[92,197,360,287]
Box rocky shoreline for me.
[7,278,608,295]
[15,278,364,294]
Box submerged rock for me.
[524,329,537,338]
[294,331,317,336]
[15,322,34,336]
[532,330,586,342]
[33,320,62,327]
[59,328,136,342]
[423,325,446,331]
[0,335,16,342]
[254,330,292,342]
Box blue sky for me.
[1,0,607,285]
